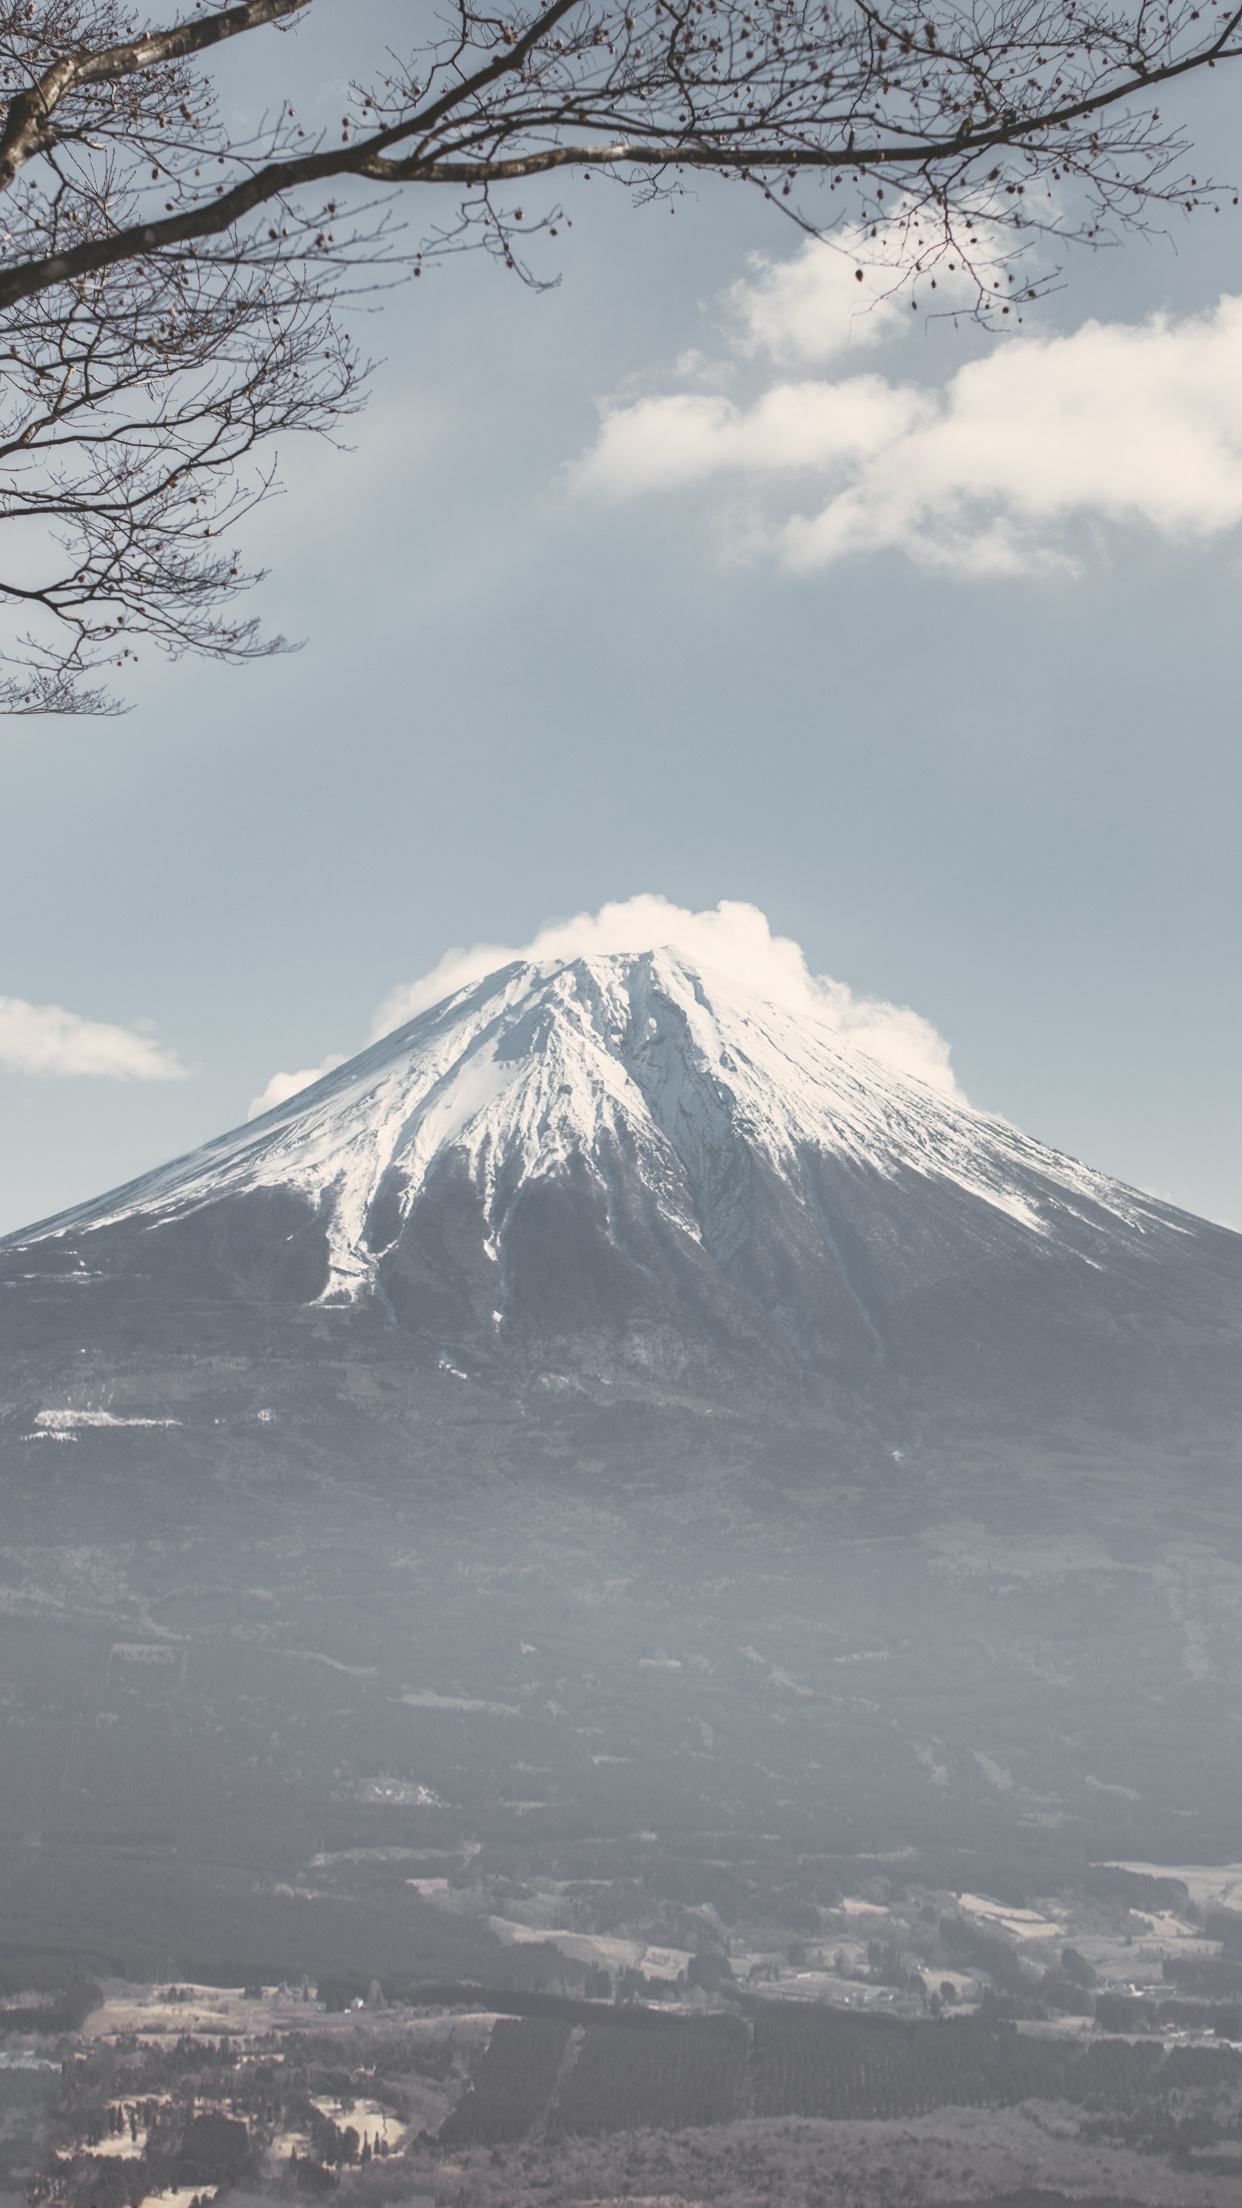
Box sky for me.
[0,4,1240,1234]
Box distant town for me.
[5,1858,1242,2208]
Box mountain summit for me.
[4,948,1241,1451]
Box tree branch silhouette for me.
[0,0,1235,708]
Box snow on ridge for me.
[34,1408,181,1431]
[5,948,1168,1303]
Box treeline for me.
[440,2020,573,2147]
[434,2002,1242,2144]
[1098,1990,1242,2035]
[0,1982,101,2034]
[558,2017,748,2137]
[1162,1955,1242,1998]
[398,1984,684,2028]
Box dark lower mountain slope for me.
[0,949,1239,1974]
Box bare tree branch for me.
[0,0,1236,710]
[0,2,312,194]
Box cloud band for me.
[0,994,187,1081]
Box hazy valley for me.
[0,949,1240,2205]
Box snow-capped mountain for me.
[4,948,1240,1447]
[9,949,1166,1292]
[4,949,1242,1891]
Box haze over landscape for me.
[2,923,1242,2204]
[1,1,1241,2205]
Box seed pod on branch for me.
[0,0,1236,708]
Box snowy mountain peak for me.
[9,947,1168,1312]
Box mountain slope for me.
[3,947,1239,1450]
[2,949,1242,1928]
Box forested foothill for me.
[3,1859,1242,2207]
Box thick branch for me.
[0,0,312,193]
[0,0,1238,320]
[0,0,1237,712]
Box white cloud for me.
[730,233,981,364]
[0,995,187,1080]
[576,377,932,499]
[574,261,1242,576]
[248,1055,346,1121]
[372,895,963,1100]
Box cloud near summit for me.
[248,1055,347,1122]
[371,896,964,1101]
[571,237,1242,577]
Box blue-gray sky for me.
[1,8,1239,1234]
